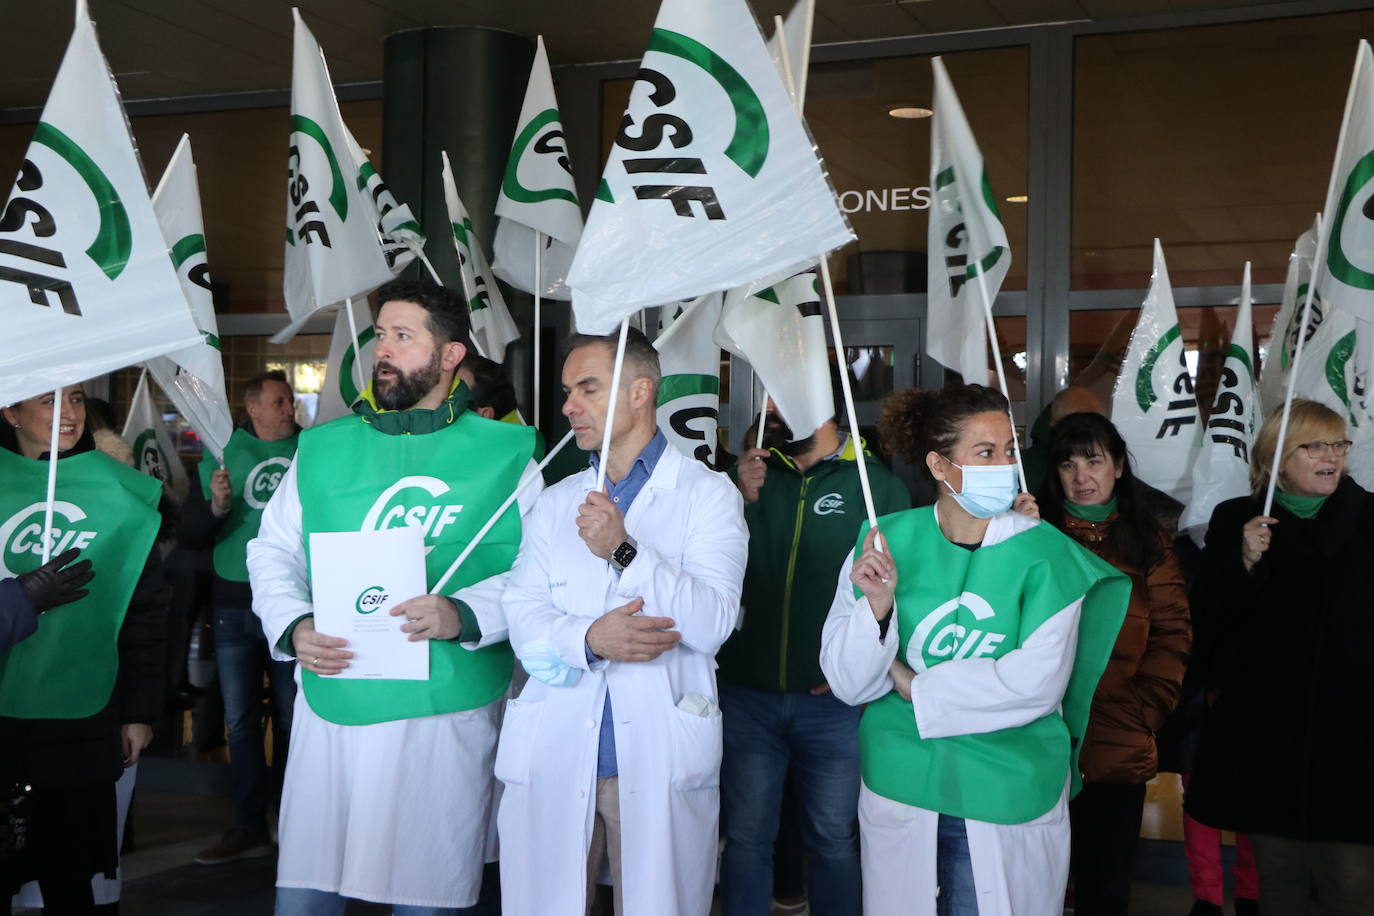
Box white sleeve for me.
[247,459,310,663]
[910,598,1082,739]
[615,474,748,657]
[504,488,597,670]
[820,551,901,706]
[449,458,544,650]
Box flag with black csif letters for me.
[315,298,376,426]
[567,0,853,334]
[1258,221,1317,412]
[1314,40,1374,323]
[1180,263,1258,544]
[925,56,1010,385]
[716,268,834,442]
[122,370,189,504]
[0,0,202,407]
[145,134,234,463]
[441,151,522,362]
[492,35,582,300]
[277,9,397,343]
[344,128,425,279]
[655,293,724,465]
[1110,240,1201,504]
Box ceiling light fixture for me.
[888,106,932,119]
[1005,195,1028,203]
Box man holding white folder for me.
[248,280,543,915]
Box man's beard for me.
[760,413,817,457]
[373,350,443,411]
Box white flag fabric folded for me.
[1180,264,1259,543]
[0,1,202,407]
[344,128,425,277]
[278,9,395,343]
[441,152,522,363]
[1258,223,1318,413]
[145,134,233,463]
[315,298,376,426]
[717,268,834,442]
[925,56,1011,385]
[1314,40,1374,322]
[493,35,582,300]
[1110,240,1202,504]
[123,370,189,504]
[655,293,724,465]
[567,0,853,333]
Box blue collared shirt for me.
[585,429,668,779]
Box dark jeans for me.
[719,684,862,916]
[936,814,976,916]
[1069,781,1147,916]
[213,604,296,831]
[1250,833,1374,916]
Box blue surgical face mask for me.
[942,460,1018,518]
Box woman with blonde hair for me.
[1186,399,1374,915]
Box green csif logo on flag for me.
[286,114,347,248]
[1327,149,1374,292]
[504,108,577,205]
[595,28,768,220]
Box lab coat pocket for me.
[494,698,544,787]
[668,699,723,791]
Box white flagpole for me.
[343,297,365,395]
[1264,212,1327,516]
[430,428,574,596]
[755,403,768,451]
[595,318,632,492]
[973,261,1029,492]
[534,230,543,431]
[41,387,63,564]
[417,250,444,287]
[818,258,878,530]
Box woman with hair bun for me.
[820,384,1132,916]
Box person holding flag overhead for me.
[247,280,542,915]
[0,385,166,912]
[820,384,1131,916]
[497,328,748,916]
[179,370,300,866]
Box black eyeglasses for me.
[1296,440,1352,458]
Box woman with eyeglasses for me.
[1185,399,1374,914]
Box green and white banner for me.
[0,1,202,407]
[926,56,1010,385]
[717,268,834,441]
[441,151,521,363]
[1317,40,1374,322]
[567,0,853,334]
[343,127,425,278]
[1258,222,1318,412]
[122,369,189,504]
[655,293,723,466]
[492,35,582,301]
[315,297,375,426]
[145,134,233,462]
[1110,240,1201,504]
[1181,264,1259,543]
[278,9,395,343]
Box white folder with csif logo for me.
[309,527,430,680]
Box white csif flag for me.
[345,128,425,278]
[655,293,724,466]
[1180,264,1259,543]
[1111,240,1202,504]
[1315,40,1374,322]
[0,1,202,407]
[767,0,815,104]
[1258,221,1319,412]
[568,0,853,334]
[278,9,395,343]
[492,35,582,300]
[441,151,521,362]
[926,56,1011,385]
[314,298,376,426]
[122,370,189,504]
[145,134,233,463]
[717,268,834,442]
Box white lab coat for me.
[497,444,748,916]
[819,508,1083,916]
[247,458,542,908]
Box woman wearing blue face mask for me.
[820,384,1132,916]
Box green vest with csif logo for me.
[0,447,161,719]
[294,404,536,726]
[198,427,299,581]
[857,507,1130,825]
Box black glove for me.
[16,548,94,613]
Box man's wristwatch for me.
[610,536,639,572]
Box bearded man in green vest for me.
[180,369,301,865]
[247,280,543,915]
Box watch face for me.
[614,541,637,567]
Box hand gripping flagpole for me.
[534,230,543,431]
[343,297,366,395]
[40,387,63,564]
[430,428,574,596]
[1264,211,1327,517]
[595,318,633,492]
[972,259,1029,493]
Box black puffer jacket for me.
[1185,476,1374,843]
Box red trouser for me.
[1182,773,1259,903]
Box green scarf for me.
[1275,489,1327,519]
[1065,496,1118,522]
[352,376,472,436]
